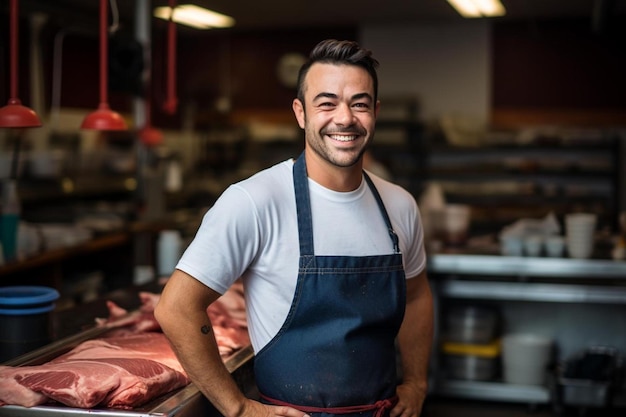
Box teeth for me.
[329,134,357,141]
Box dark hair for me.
[296,39,379,104]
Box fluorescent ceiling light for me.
[447,0,506,18]
[154,4,235,29]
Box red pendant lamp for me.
[81,0,127,130]
[139,97,163,146]
[0,0,42,128]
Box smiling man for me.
[155,39,433,417]
[293,58,376,191]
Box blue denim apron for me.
[254,152,407,417]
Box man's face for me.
[293,63,379,169]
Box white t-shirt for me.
[177,159,427,352]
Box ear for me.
[374,99,381,118]
[292,98,306,129]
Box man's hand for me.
[389,382,426,417]
[241,398,310,417]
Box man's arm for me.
[392,270,434,417]
[155,270,249,417]
[155,270,307,417]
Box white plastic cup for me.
[565,213,597,259]
[157,230,183,277]
[545,235,565,257]
[502,334,553,385]
[500,235,523,256]
[523,235,543,257]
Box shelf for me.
[429,140,617,154]
[437,280,626,304]
[425,133,622,235]
[0,232,132,277]
[18,176,136,204]
[429,254,626,279]
[434,379,550,404]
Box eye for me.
[353,102,370,111]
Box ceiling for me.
[14,0,626,33]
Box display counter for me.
[427,252,626,410]
[0,285,256,417]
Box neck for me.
[304,152,363,192]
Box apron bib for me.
[254,152,406,417]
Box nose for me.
[334,103,355,126]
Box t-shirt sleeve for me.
[176,184,261,294]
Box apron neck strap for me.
[363,171,400,253]
[293,152,314,256]
[293,152,400,256]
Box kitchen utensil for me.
[445,305,498,344]
[442,340,500,381]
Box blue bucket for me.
[0,286,60,362]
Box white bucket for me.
[502,334,553,385]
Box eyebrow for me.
[312,92,373,102]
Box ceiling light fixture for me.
[81,0,127,130]
[447,0,506,18]
[0,0,42,128]
[153,4,235,29]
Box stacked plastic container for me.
[0,286,59,362]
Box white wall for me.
[360,21,491,125]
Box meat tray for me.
[0,318,255,417]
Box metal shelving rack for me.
[428,254,626,405]
[425,133,623,234]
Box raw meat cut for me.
[51,333,186,375]
[99,286,250,357]
[213,326,250,357]
[13,360,130,408]
[215,281,247,328]
[0,366,48,407]
[0,332,190,409]
[94,357,188,409]
[95,301,161,335]
[2,357,189,409]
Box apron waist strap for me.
[260,393,399,417]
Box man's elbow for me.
[154,298,174,333]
